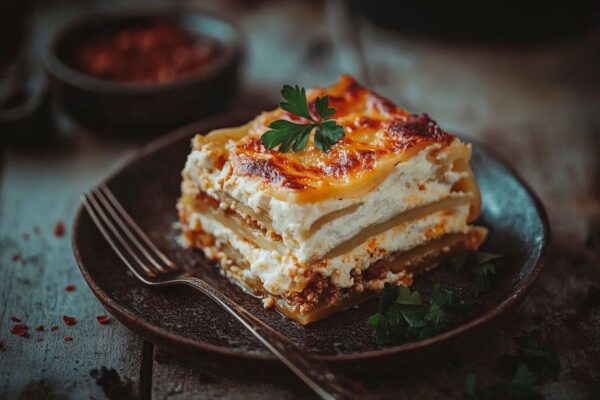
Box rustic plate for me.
[72,111,549,374]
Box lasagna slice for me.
[177,75,487,325]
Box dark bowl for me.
[43,9,242,133]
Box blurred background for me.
[2,0,599,141]
[2,0,599,239]
[1,0,600,399]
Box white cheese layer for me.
[185,204,471,295]
[183,141,469,262]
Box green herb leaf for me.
[368,283,472,344]
[279,85,312,120]
[315,96,336,120]
[453,251,505,295]
[397,286,422,306]
[261,84,345,153]
[261,120,315,152]
[368,251,507,346]
[463,373,477,397]
[475,252,504,264]
[510,364,539,389]
[367,312,384,327]
[450,252,469,273]
[472,262,497,295]
[380,283,399,312]
[502,330,561,382]
[463,330,561,400]
[399,308,426,329]
[314,120,346,151]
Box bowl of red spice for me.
[43,9,242,132]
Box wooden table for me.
[1,1,599,399]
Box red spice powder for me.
[11,254,20,262]
[54,222,65,237]
[62,316,77,326]
[11,324,29,337]
[96,315,111,325]
[35,325,45,332]
[63,336,73,342]
[72,22,222,84]
[50,326,59,332]
[65,284,76,292]
[10,316,21,323]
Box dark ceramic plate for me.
[72,112,549,374]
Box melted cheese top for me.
[194,75,467,205]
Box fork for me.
[82,184,363,400]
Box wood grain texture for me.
[0,128,146,400]
[1,0,599,398]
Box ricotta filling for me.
[183,141,470,262]
[185,204,471,295]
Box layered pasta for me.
[177,75,486,324]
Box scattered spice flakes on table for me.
[50,326,59,332]
[36,338,44,343]
[62,316,77,326]
[0,339,5,351]
[54,221,65,237]
[10,316,21,323]
[35,325,44,332]
[11,324,29,337]
[96,315,111,325]
[11,254,20,262]
[65,284,76,292]
[63,336,73,342]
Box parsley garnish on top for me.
[260,85,345,152]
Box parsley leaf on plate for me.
[368,250,506,345]
[448,251,505,295]
[462,330,561,400]
[261,84,345,152]
[501,330,561,383]
[368,283,472,344]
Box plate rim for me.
[72,111,550,363]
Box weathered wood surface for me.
[1,0,599,399]
[354,19,600,400]
[0,125,147,400]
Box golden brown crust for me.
[231,75,454,200]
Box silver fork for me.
[82,184,363,400]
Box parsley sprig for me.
[462,330,561,400]
[367,283,473,345]
[451,251,504,296]
[261,85,345,152]
[368,251,505,345]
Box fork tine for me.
[83,190,158,278]
[95,186,171,273]
[99,184,176,270]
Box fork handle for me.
[180,277,363,400]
